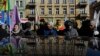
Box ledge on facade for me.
[76,1,87,8]
[76,13,87,19]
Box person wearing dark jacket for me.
[79,20,94,37]
[23,22,32,36]
[0,25,9,41]
[37,19,47,36]
[64,20,79,39]
[12,24,23,36]
[44,22,57,38]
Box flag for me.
[5,0,10,25]
[9,9,16,31]
[93,10,100,29]
[15,5,20,24]
[0,11,5,24]
[1,0,8,10]
[96,11,100,27]
[8,5,20,31]
[93,11,97,21]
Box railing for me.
[0,36,91,56]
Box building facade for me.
[90,0,100,20]
[25,0,36,21]
[25,0,90,28]
[15,0,26,18]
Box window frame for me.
[69,0,74,4]
[20,1,23,7]
[41,0,44,4]
[48,8,52,15]
[63,0,67,4]
[20,12,23,18]
[56,8,59,14]
[70,7,74,14]
[56,0,59,4]
[63,8,67,14]
[41,8,45,15]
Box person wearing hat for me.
[64,20,79,39]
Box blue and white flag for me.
[0,11,5,25]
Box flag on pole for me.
[96,11,100,27]
[93,10,100,28]
[0,11,5,24]
[93,11,97,22]
[8,5,20,31]
[15,5,20,24]
[6,0,10,25]
[2,0,8,11]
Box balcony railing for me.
[80,1,87,5]
[26,2,36,9]
[76,13,87,19]
[80,13,87,17]
[77,1,87,8]
[27,2,36,6]
[28,14,35,18]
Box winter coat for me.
[44,28,57,38]
[64,28,78,39]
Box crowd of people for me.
[0,19,100,49]
[0,19,100,39]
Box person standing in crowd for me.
[55,19,65,36]
[12,24,23,36]
[30,24,39,36]
[0,24,9,41]
[23,22,32,36]
[11,24,23,48]
[64,20,79,39]
[79,20,95,37]
[44,22,57,38]
[37,19,47,36]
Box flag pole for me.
[7,0,11,40]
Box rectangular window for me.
[56,0,59,4]
[80,0,85,2]
[20,12,23,18]
[70,8,74,14]
[63,0,67,4]
[30,0,35,2]
[48,0,52,4]
[56,8,59,14]
[48,8,52,14]
[63,8,67,14]
[20,1,23,7]
[41,8,44,15]
[69,0,74,4]
[41,0,44,4]
[16,1,19,7]
[30,9,35,14]
[80,8,85,14]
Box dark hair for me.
[0,25,2,29]
[64,20,73,26]
[40,19,45,22]
[25,22,31,29]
